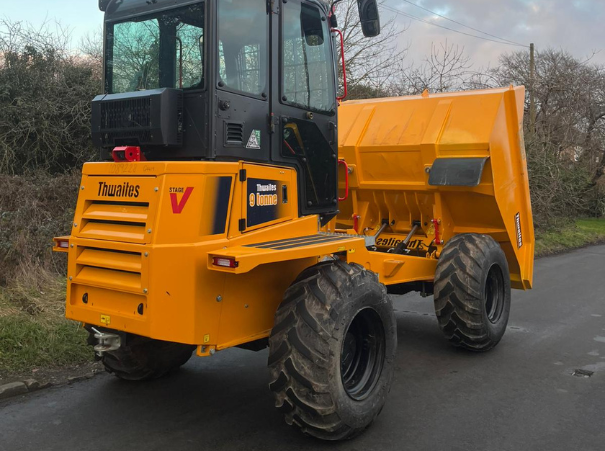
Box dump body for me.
[336,86,534,289]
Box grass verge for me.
[535,218,605,257]
[0,264,91,379]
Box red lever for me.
[112,146,146,162]
[432,219,444,245]
[331,28,347,102]
[338,159,349,202]
[353,214,360,233]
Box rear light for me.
[53,237,70,252]
[212,257,238,268]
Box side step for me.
[208,233,365,274]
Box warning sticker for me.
[246,130,261,149]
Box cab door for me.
[269,0,339,221]
[214,0,271,162]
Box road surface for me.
[1,245,605,451]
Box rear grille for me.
[79,200,151,244]
[75,246,143,291]
[225,122,244,144]
[101,98,152,130]
[91,88,183,148]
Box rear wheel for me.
[268,260,397,440]
[433,233,511,351]
[88,331,196,381]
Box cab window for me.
[282,2,335,113]
[217,0,268,96]
[106,3,205,93]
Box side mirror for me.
[99,0,111,12]
[357,0,381,37]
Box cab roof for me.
[103,0,331,22]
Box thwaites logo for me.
[249,183,278,208]
[170,187,194,214]
[515,212,523,249]
[246,178,279,228]
[98,181,140,198]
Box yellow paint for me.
[337,86,534,289]
[54,86,534,355]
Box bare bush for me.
[493,48,605,225]
[0,171,80,284]
[0,19,102,174]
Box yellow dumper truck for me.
[54,0,534,440]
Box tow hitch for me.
[91,327,121,355]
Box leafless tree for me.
[333,0,408,99]
[495,48,605,222]
[79,29,104,66]
[396,41,473,95]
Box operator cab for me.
[94,0,380,221]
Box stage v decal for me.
[170,187,194,214]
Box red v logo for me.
[170,187,194,214]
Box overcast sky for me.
[388,0,605,69]
[2,0,604,69]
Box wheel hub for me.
[340,308,386,401]
[485,264,505,324]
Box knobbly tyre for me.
[53,0,534,440]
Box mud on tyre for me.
[268,260,397,440]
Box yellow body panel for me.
[58,86,534,352]
[335,86,534,289]
[65,161,319,350]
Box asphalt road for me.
[2,245,605,451]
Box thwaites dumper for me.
[54,0,534,440]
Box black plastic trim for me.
[428,157,489,187]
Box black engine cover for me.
[92,88,183,149]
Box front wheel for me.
[433,233,512,351]
[268,260,397,440]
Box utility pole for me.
[529,43,536,133]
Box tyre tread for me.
[268,260,389,440]
[433,233,509,352]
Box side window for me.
[237,44,262,94]
[111,20,161,93]
[217,0,268,96]
[282,2,335,112]
[219,41,227,80]
[176,23,204,89]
